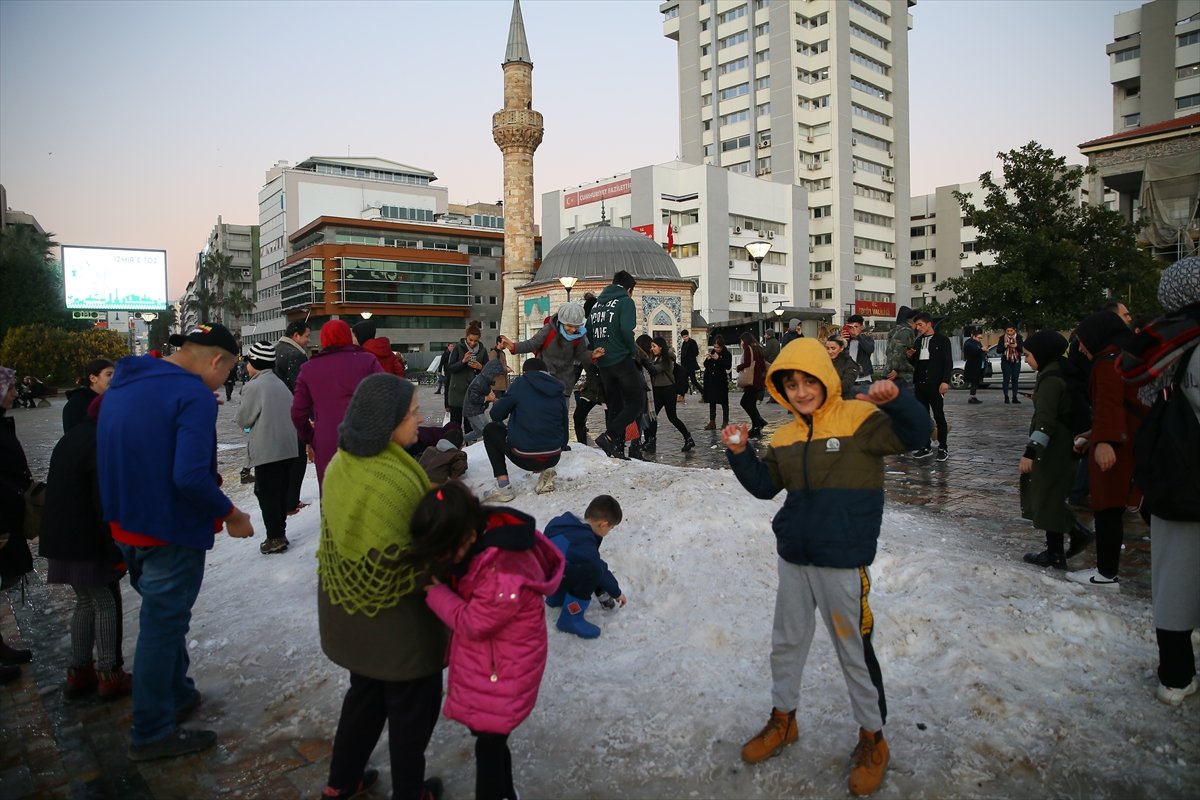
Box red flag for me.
[666,224,674,250]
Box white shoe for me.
[1157,677,1199,706]
[535,467,557,494]
[486,485,517,503]
[1065,567,1120,591]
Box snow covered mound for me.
[161,444,1198,798]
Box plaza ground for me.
[1,383,1196,799]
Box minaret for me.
[493,0,543,343]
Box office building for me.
[192,217,258,336]
[663,0,914,324]
[1109,0,1200,133]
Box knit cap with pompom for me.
[337,374,415,457]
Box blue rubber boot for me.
[556,594,601,639]
[545,586,567,608]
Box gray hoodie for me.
[463,357,507,417]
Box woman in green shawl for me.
[317,374,446,800]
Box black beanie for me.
[1074,311,1131,356]
[337,374,415,457]
[1022,330,1068,372]
[352,320,376,345]
[523,357,548,373]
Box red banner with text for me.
[855,300,896,318]
[631,224,654,240]
[564,178,632,208]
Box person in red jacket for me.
[353,320,407,377]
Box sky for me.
[0,0,1142,299]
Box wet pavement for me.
[0,379,1152,799]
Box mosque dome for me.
[529,225,686,286]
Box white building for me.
[541,159,807,327]
[250,156,450,348]
[1108,0,1200,134]
[662,0,914,324]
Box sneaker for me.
[1156,677,1200,706]
[127,728,217,762]
[1023,549,1067,570]
[239,469,254,485]
[936,448,949,462]
[968,397,983,404]
[322,768,380,799]
[1065,568,1120,591]
[740,708,798,764]
[848,728,889,796]
[487,485,517,503]
[912,446,934,459]
[176,689,202,723]
[748,427,763,440]
[1065,521,1094,558]
[260,537,289,555]
[535,468,557,494]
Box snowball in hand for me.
[728,431,742,445]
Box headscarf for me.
[351,319,376,345]
[320,320,353,350]
[0,367,15,400]
[1159,256,1200,315]
[1022,330,1068,372]
[1075,311,1132,356]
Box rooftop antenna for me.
[601,199,606,224]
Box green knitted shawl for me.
[317,442,431,616]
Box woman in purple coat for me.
[291,320,384,489]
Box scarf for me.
[0,367,14,399]
[317,442,431,616]
[1003,333,1019,363]
[559,322,587,342]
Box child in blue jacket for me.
[542,495,625,639]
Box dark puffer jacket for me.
[489,371,569,454]
[39,418,122,567]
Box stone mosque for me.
[493,0,696,346]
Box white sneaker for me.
[1065,567,1120,591]
[486,485,517,503]
[1157,677,1200,706]
[534,467,557,494]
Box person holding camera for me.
[702,336,733,430]
[445,322,485,431]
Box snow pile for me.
[124,444,1198,798]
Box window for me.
[797,12,828,29]
[490,272,497,280]
[853,157,891,177]
[718,5,746,25]
[702,94,712,107]
[1114,46,1140,63]
[855,210,893,227]
[811,205,832,219]
[810,233,833,246]
[380,205,434,221]
[720,57,748,75]
[797,40,829,57]
[703,119,712,131]
[910,225,935,236]
[756,76,771,90]
[728,162,751,174]
[732,279,786,294]
[1124,113,1141,127]
[701,43,710,56]
[668,243,701,258]
[703,144,714,156]
[855,290,893,303]
[474,295,482,304]
[732,214,786,235]
[853,129,890,152]
[473,271,483,280]
[719,31,747,49]
[1126,85,1140,98]
[489,297,497,305]
[849,0,888,24]
[799,94,831,110]
[962,241,976,253]
[663,5,679,20]
[1178,64,1200,79]
[850,50,889,76]
[662,208,700,227]
[472,214,503,229]
[851,76,889,100]
[722,134,752,152]
[855,183,892,202]
[800,122,830,138]
[757,102,771,116]
[701,20,709,31]
[802,177,831,191]
[812,260,832,272]
[1178,94,1200,110]
[756,49,770,63]
[757,156,772,171]
[1179,31,1199,47]
[489,321,498,330]
[852,103,891,126]
[850,23,888,50]
[702,69,712,81]
[754,0,769,9]
[856,263,893,278]
[811,288,833,301]
[910,250,927,261]
[755,22,770,37]
[719,83,750,100]
[798,67,829,84]
[854,236,893,255]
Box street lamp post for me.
[772,303,785,337]
[360,311,373,320]
[559,275,578,303]
[744,240,772,340]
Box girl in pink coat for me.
[413,482,564,800]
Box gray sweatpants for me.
[771,559,887,732]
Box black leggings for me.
[708,401,729,425]
[1093,506,1124,578]
[740,389,766,428]
[472,732,515,800]
[648,385,689,440]
[573,397,601,444]
[1158,629,1197,689]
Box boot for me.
[848,728,889,796]
[642,436,657,453]
[0,633,32,666]
[682,436,695,452]
[741,708,797,763]
[545,586,567,608]
[98,669,133,699]
[322,768,380,800]
[1065,520,1095,558]
[703,420,716,430]
[65,664,98,698]
[556,594,601,639]
[627,440,645,461]
[595,433,621,459]
[260,537,289,555]
[1023,548,1066,569]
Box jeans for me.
[913,383,947,449]
[598,358,646,442]
[117,542,206,745]
[464,413,491,445]
[483,422,560,478]
[254,459,291,540]
[1000,359,1021,399]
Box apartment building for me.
[191,217,259,333]
[663,0,914,325]
[542,159,807,326]
[1109,0,1200,133]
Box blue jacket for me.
[97,355,232,550]
[543,512,621,598]
[489,371,568,455]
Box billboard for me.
[563,178,631,209]
[62,246,168,311]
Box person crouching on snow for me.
[411,481,564,800]
[542,494,626,639]
[722,338,927,797]
[462,356,510,446]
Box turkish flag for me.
[666,224,674,250]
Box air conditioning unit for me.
[728,259,735,268]
[854,247,863,254]
[809,273,820,280]
[730,292,737,301]
[912,283,923,291]
[756,168,769,176]
[809,246,815,253]
[734,226,743,234]
[807,163,821,171]
[959,252,969,259]
[911,259,923,266]
[759,139,771,149]
[735,293,744,301]
[751,263,759,271]
[761,294,770,302]
[855,275,864,281]
[884,252,894,259]
[758,230,766,237]
[704,157,715,165]
[883,176,896,183]
[806,135,814,143]
[852,137,858,145]
[767,230,775,239]
[887,152,894,159]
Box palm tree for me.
[184,287,218,325]
[199,250,236,320]
[223,287,256,334]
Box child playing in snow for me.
[462,357,510,444]
[414,481,564,800]
[417,428,467,485]
[722,338,927,797]
[542,495,626,639]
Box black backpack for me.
[1133,352,1200,522]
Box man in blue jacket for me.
[483,358,569,502]
[543,495,625,639]
[98,323,254,762]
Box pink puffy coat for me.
[425,510,565,735]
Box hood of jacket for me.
[361,337,396,360]
[597,283,630,305]
[766,338,877,435]
[453,509,561,592]
[521,370,567,398]
[479,356,507,383]
[894,305,914,326]
[108,353,207,391]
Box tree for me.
[0,324,128,385]
[930,142,1161,332]
[199,250,236,322]
[184,287,218,325]
[66,328,130,376]
[0,223,87,341]
[146,309,176,351]
[223,287,255,335]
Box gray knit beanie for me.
[557,302,586,326]
[338,374,415,457]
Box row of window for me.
[719,31,746,49]
[855,183,893,202]
[799,94,830,110]
[797,40,829,57]
[854,129,890,152]
[849,0,888,25]
[797,12,827,30]
[380,206,434,222]
[856,263,893,278]
[911,225,936,236]
[333,233,503,257]
[1179,63,1200,79]
[662,208,700,227]
[802,177,831,192]
[1114,46,1139,63]
[911,273,937,285]
[721,57,748,75]
[730,279,787,294]
[910,249,937,260]
[731,214,786,235]
[312,163,431,186]
[472,296,498,305]
[718,4,746,25]
[811,205,832,219]
[472,215,504,229]
[1179,94,1200,110]
[1181,31,1199,47]
[853,103,891,126]
[854,210,893,228]
[666,243,701,258]
[851,76,889,101]
[812,260,832,272]
[851,50,889,76]
[853,156,892,178]
[850,24,888,51]
[729,247,787,265]
[722,134,753,152]
[799,67,829,84]
[854,236,893,255]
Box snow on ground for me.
[120,444,1199,798]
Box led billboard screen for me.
[62,246,168,311]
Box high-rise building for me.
[191,216,259,335]
[1108,0,1200,133]
[663,0,914,325]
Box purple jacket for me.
[290,345,384,486]
[425,511,565,735]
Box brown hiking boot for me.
[703,420,716,430]
[741,708,797,763]
[848,728,889,796]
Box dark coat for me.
[543,512,622,598]
[737,347,767,392]
[1087,347,1148,511]
[762,336,782,364]
[490,371,569,454]
[446,338,485,407]
[679,337,700,370]
[909,332,953,387]
[291,345,385,484]
[847,334,874,380]
[702,348,732,405]
[1019,362,1077,533]
[274,336,309,393]
[831,352,861,400]
[38,418,122,567]
[963,338,986,382]
[0,412,34,581]
[650,349,679,389]
[62,387,99,433]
